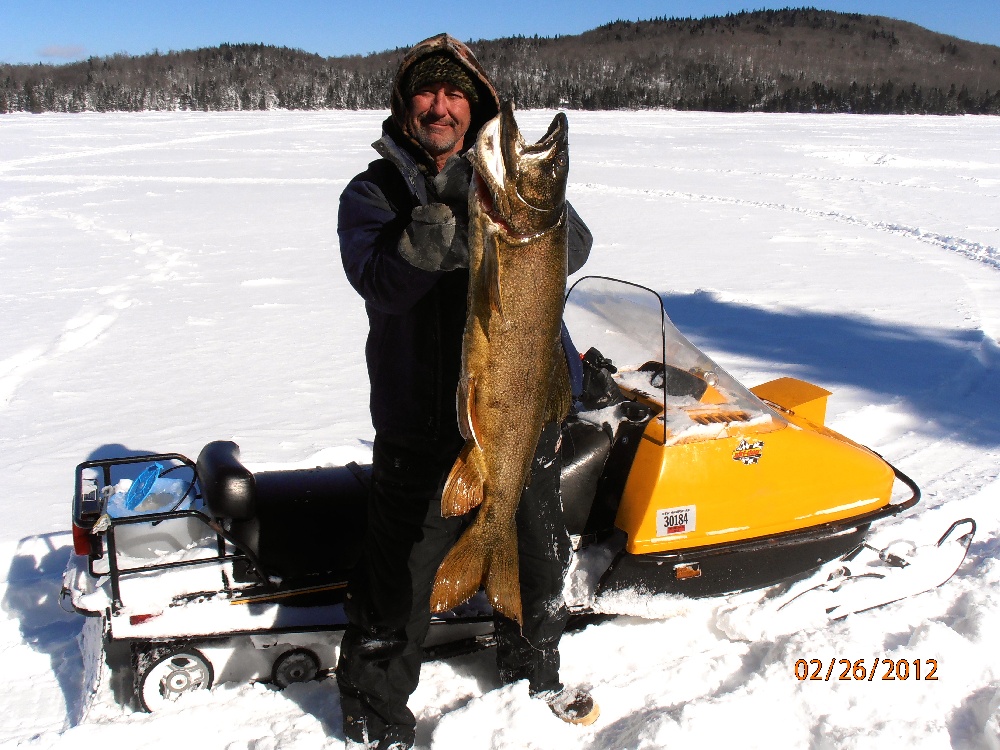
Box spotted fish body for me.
[430,102,572,624]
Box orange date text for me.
[793,658,938,681]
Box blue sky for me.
[2,1,998,65]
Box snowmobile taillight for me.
[129,613,158,626]
[674,563,702,580]
[72,523,92,556]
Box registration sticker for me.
[656,505,696,536]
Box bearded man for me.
[336,33,596,750]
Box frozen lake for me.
[1,110,999,748]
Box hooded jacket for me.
[339,34,591,448]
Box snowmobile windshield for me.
[564,276,786,444]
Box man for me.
[337,33,595,750]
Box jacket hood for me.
[386,33,500,172]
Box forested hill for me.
[4,8,1000,114]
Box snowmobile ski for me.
[773,517,976,621]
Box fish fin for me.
[441,442,485,517]
[483,230,504,322]
[458,376,483,450]
[542,350,573,424]
[430,520,488,613]
[457,378,471,441]
[484,524,523,625]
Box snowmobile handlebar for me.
[886,461,920,514]
[866,459,920,522]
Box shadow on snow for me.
[658,290,1000,448]
[1,444,174,727]
[2,532,84,726]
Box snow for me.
[2,109,1000,748]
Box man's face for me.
[406,82,472,164]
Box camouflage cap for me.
[404,52,480,104]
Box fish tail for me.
[430,520,488,614]
[441,442,485,517]
[484,524,522,626]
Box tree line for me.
[3,8,999,115]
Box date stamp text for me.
[794,658,938,681]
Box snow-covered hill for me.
[2,110,999,748]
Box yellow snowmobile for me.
[560,275,925,600]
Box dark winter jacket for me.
[339,35,592,448]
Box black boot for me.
[375,724,414,750]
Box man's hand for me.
[398,203,469,272]
[398,155,473,272]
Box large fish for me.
[430,102,573,625]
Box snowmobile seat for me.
[560,401,655,542]
[197,441,260,569]
[196,440,369,581]
[252,462,368,580]
[197,440,256,519]
[560,418,612,537]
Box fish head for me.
[500,103,569,214]
[472,101,569,235]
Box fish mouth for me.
[501,104,568,175]
[472,101,569,231]
[473,170,510,233]
[472,107,510,220]
[499,102,568,213]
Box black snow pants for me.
[336,423,572,743]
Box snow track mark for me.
[57,310,119,355]
[0,188,174,409]
[577,182,1000,271]
[0,174,346,187]
[0,347,47,409]
[0,123,320,174]
[0,304,122,409]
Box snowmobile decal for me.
[673,562,702,580]
[732,439,765,465]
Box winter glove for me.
[398,155,473,272]
[398,203,469,272]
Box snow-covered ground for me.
[2,110,999,749]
